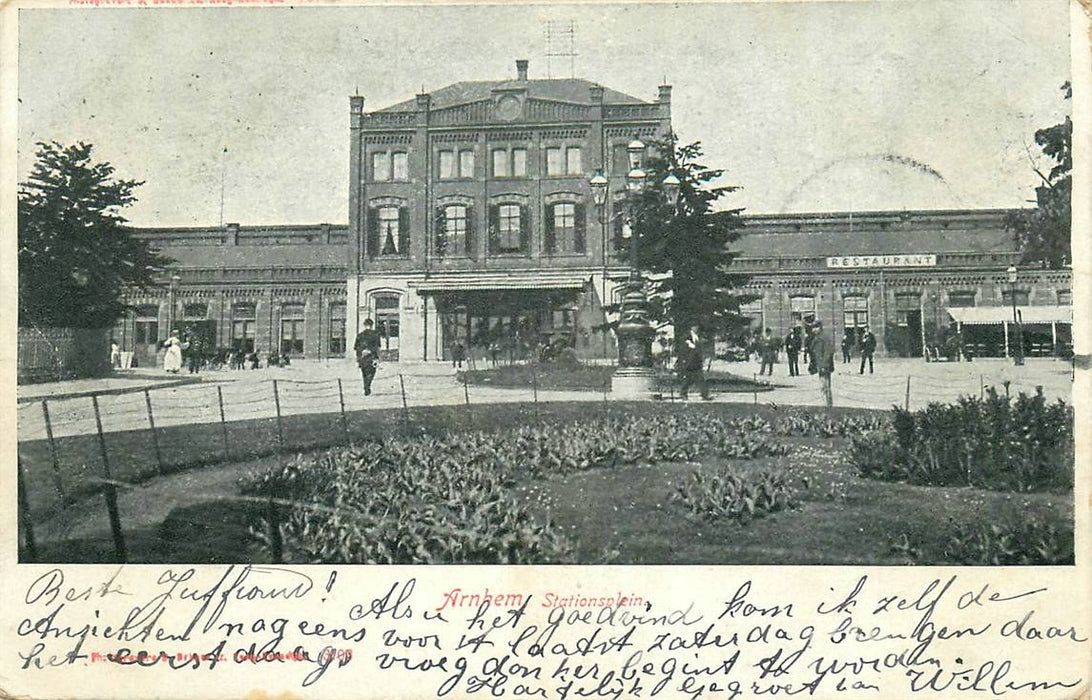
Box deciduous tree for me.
[18,141,170,328]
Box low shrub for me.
[849,388,1072,492]
[943,516,1074,566]
[672,467,801,524]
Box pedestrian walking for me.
[354,318,382,396]
[110,340,121,369]
[809,320,835,407]
[784,326,802,377]
[759,328,778,376]
[679,325,711,400]
[163,330,187,374]
[452,340,466,369]
[859,327,876,374]
[841,330,854,364]
[489,342,500,367]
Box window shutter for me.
[366,208,379,258]
[544,203,556,254]
[465,205,475,256]
[488,204,499,255]
[398,207,410,256]
[518,204,529,254]
[434,207,447,256]
[574,202,586,254]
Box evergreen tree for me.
[625,134,750,350]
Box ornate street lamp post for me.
[168,272,182,334]
[1007,264,1024,366]
[590,170,610,362]
[590,140,680,396]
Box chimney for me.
[350,95,364,114]
[658,85,672,104]
[416,93,431,111]
[516,59,529,82]
[589,85,604,103]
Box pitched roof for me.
[376,79,648,113]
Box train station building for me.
[115,60,1072,367]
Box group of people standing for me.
[753,323,877,377]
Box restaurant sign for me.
[826,254,937,269]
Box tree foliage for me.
[18,141,170,328]
[625,134,749,347]
[1006,82,1071,269]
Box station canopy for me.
[946,306,1073,325]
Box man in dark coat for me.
[784,326,802,377]
[759,328,778,376]
[354,318,382,396]
[859,327,877,374]
[679,325,711,401]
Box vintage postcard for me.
[1,0,1089,698]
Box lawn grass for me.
[458,362,773,393]
[23,401,1072,566]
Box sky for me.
[16,0,1072,226]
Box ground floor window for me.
[789,295,815,324]
[843,295,868,331]
[329,303,346,354]
[232,302,256,353]
[894,293,920,326]
[134,305,160,345]
[281,303,305,355]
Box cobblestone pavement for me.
[15,356,1074,441]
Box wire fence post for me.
[143,388,164,475]
[398,374,411,434]
[272,380,285,454]
[603,376,610,406]
[753,373,758,405]
[462,372,473,431]
[532,365,539,420]
[17,455,37,563]
[267,492,283,565]
[980,374,985,400]
[91,395,126,564]
[216,385,230,461]
[904,375,911,411]
[337,378,350,446]
[40,399,65,505]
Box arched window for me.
[436,203,473,256]
[366,201,409,257]
[280,303,305,356]
[544,201,587,255]
[488,203,527,254]
[231,302,256,353]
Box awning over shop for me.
[946,305,1073,325]
[412,275,589,293]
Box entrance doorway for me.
[374,294,400,361]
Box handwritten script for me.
[14,567,1088,697]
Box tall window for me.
[566,147,582,174]
[182,303,207,320]
[895,293,920,326]
[492,149,508,177]
[497,204,522,252]
[511,148,527,177]
[438,151,456,179]
[459,150,475,178]
[328,303,346,355]
[134,305,159,345]
[843,295,868,330]
[379,206,402,255]
[546,147,564,176]
[391,152,408,180]
[372,152,390,181]
[280,303,305,356]
[231,302,256,353]
[372,151,408,181]
[1057,289,1072,305]
[545,201,585,254]
[440,204,469,256]
[789,295,815,324]
[1001,289,1030,306]
[948,291,976,308]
